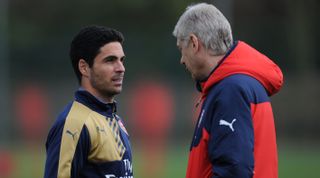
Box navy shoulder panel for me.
[46,102,73,146]
[200,74,269,137]
[200,74,257,177]
[45,102,73,178]
[210,74,269,104]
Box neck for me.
[202,54,224,78]
[95,93,114,103]
[81,80,114,104]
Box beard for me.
[90,73,122,100]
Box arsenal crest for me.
[118,119,129,135]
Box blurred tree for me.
[7,0,320,146]
[0,0,11,145]
[285,0,318,74]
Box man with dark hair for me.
[173,3,283,178]
[44,25,133,178]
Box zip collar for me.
[75,88,117,116]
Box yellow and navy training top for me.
[44,89,133,178]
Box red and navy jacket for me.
[44,89,133,178]
[186,41,283,178]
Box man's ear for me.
[189,34,199,52]
[78,59,90,77]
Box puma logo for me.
[219,119,237,132]
[66,130,77,140]
[96,126,106,133]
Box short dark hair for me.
[70,25,124,83]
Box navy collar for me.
[75,89,117,116]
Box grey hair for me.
[173,3,233,55]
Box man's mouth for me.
[112,76,124,85]
[183,64,189,72]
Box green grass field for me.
[278,144,320,178]
[5,142,320,178]
[134,143,320,178]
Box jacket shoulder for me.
[209,74,269,104]
[55,101,92,178]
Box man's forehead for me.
[97,42,125,58]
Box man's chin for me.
[112,87,122,95]
[99,88,122,98]
[191,73,206,81]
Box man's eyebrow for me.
[103,55,126,61]
[104,55,118,60]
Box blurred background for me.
[0,0,319,177]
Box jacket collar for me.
[75,88,117,116]
[196,41,238,92]
[196,40,283,97]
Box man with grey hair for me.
[173,3,283,178]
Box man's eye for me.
[105,57,115,62]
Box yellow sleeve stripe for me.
[57,101,91,178]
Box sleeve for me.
[71,126,91,178]
[44,120,64,178]
[44,119,90,178]
[206,82,254,178]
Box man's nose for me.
[180,57,184,65]
[116,61,125,73]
